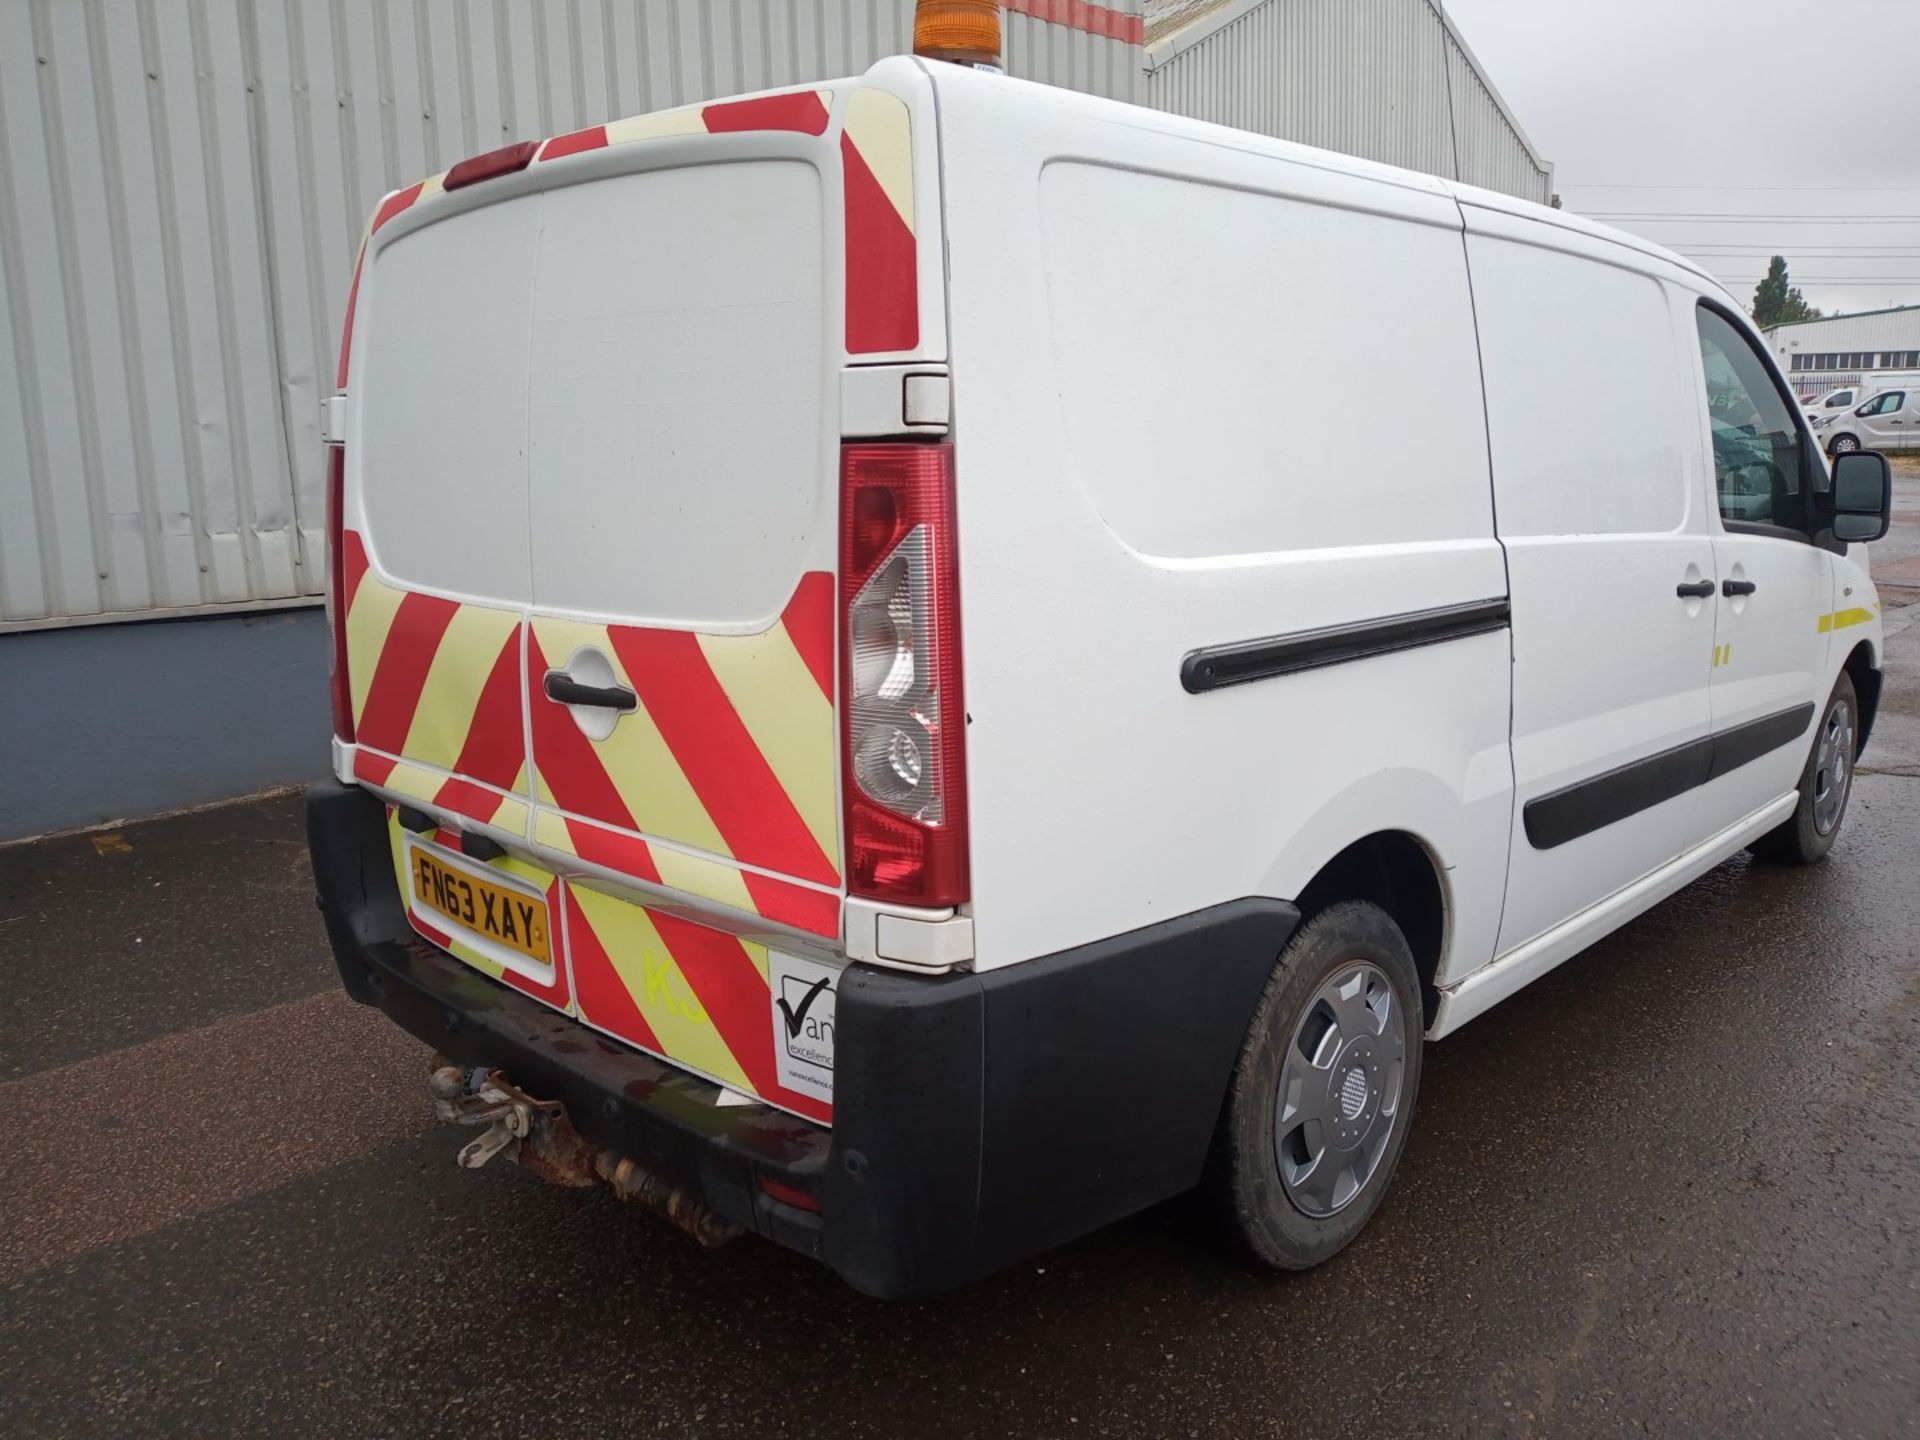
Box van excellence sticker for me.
[769,952,837,1102]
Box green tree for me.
[1751,256,1822,328]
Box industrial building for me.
[1762,304,1920,399]
[0,0,1550,840]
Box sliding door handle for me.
[1722,579,1757,597]
[1675,580,1716,599]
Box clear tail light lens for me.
[839,443,968,907]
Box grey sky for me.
[1443,0,1920,317]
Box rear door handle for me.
[543,671,638,711]
[1675,580,1716,599]
[1721,579,1757,597]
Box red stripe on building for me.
[608,626,840,886]
[565,891,664,1052]
[743,872,841,937]
[354,590,461,753]
[1004,0,1143,44]
[842,134,918,354]
[542,124,608,159]
[340,530,371,612]
[525,630,642,833]
[781,571,835,701]
[701,90,830,136]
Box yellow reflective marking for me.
[844,88,914,230]
[532,617,731,859]
[401,603,519,771]
[534,808,573,853]
[604,105,706,145]
[651,844,757,917]
[700,621,839,876]
[345,572,406,726]
[570,886,752,1092]
[742,937,770,986]
[381,758,443,805]
[490,796,530,835]
[1819,606,1876,633]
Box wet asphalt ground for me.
[4,473,1919,1439]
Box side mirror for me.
[1830,451,1892,543]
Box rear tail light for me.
[325,446,354,743]
[839,443,969,907]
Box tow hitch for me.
[426,1057,743,1247]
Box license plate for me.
[409,846,551,965]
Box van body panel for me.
[1462,210,1718,955]
[931,67,1512,975]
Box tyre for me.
[1213,901,1424,1270]
[1751,671,1858,865]
[1828,433,1861,456]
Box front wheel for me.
[1212,901,1424,1270]
[1829,433,1862,456]
[1751,672,1858,864]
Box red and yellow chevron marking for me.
[343,531,530,832]
[565,882,832,1122]
[527,571,839,897]
[387,813,571,1012]
[538,86,833,163]
[841,87,917,354]
[533,809,840,938]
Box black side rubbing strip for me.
[1524,702,1816,850]
[1181,598,1511,694]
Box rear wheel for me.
[1752,672,1858,864]
[1213,901,1424,1269]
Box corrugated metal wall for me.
[1144,0,1552,204]
[0,0,1140,629]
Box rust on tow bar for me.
[427,1057,744,1247]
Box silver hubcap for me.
[1274,962,1408,1218]
[1813,699,1854,836]
[1833,436,1859,453]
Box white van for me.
[307,52,1894,1297]
[1819,383,1920,455]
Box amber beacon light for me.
[913,0,1004,71]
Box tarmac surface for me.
[4,469,1918,1439]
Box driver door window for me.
[1695,307,1807,534]
[1860,391,1904,416]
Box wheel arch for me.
[1842,638,1882,756]
[1290,831,1448,1030]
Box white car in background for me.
[1802,385,1861,421]
[1821,386,1920,454]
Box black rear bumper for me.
[308,778,1297,1296]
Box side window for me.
[1830,390,1854,408]
[1695,306,1807,534]
[1861,391,1904,416]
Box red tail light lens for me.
[443,140,540,191]
[325,446,354,744]
[839,443,968,907]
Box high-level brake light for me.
[840,443,969,908]
[912,0,1003,72]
